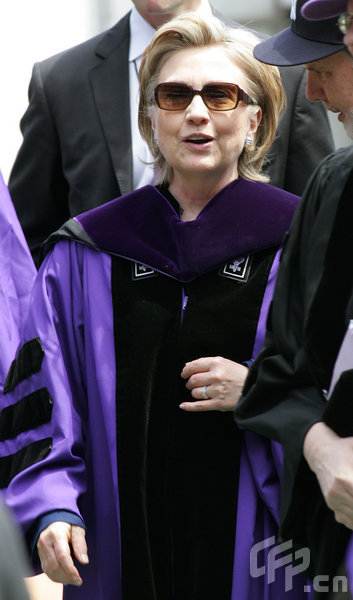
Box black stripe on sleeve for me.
[4,338,45,393]
[0,388,53,441]
[0,438,52,489]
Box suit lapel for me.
[90,13,133,196]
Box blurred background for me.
[1,0,350,183]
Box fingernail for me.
[74,577,82,586]
[81,553,89,564]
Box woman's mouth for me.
[183,134,213,146]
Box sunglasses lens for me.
[203,85,238,110]
[155,83,241,111]
[155,84,190,110]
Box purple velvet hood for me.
[72,180,298,282]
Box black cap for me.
[254,0,345,66]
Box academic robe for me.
[0,180,309,600]
[235,146,353,597]
[0,170,35,597]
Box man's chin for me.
[325,103,339,114]
[343,111,353,140]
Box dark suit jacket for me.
[8,11,334,265]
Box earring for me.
[154,137,158,144]
[245,136,253,146]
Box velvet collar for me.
[69,179,298,282]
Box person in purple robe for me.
[0,170,36,599]
[0,14,310,600]
[0,169,36,388]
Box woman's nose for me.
[185,94,210,121]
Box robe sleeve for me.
[0,170,36,389]
[0,240,88,561]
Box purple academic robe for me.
[0,170,36,388]
[0,181,309,599]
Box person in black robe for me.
[235,4,353,598]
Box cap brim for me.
[301,0,347,20]
[253,26,345,66]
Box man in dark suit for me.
[8,0,335,266]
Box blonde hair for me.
[138,13,286,184]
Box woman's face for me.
[151,45,261,188]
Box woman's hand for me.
[37,522,89,586]
[180,356,248,412]
[304,422,353,529]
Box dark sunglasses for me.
[154,82,254,111]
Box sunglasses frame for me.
[154,82,253,112]
[337,11,353,34]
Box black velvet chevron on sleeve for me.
[3,338,44,393]
[0,438,52,489]
[0,388,53,441]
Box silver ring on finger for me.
[201,385,209,400]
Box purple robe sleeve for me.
[0,170,36,388]
[1,241,88,538]
[0,240,122,599]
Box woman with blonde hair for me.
[1,14,307,600]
